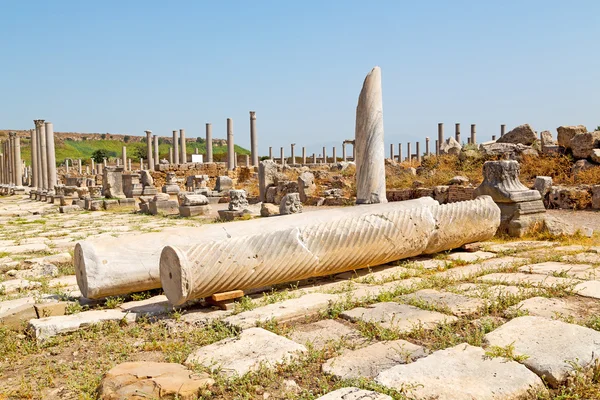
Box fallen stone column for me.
[74,198,435,299]
[160,196,500,305]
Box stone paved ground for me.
[1,194,600,399]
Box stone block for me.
[570,131,600,159]
[215,176,233,192]
[178,193,209,206]
[149,200,179,216]
[118,198,136,208]
[103,199,119,210]
[59,205,82,213]
[316,388,391,400]
[298,171,316,203]
[34,302,69,318]
[228,189,248,211]
[496,124,537,145]
[557,125,587,148]
[0,303,37,330]
[179,205,211,217]
[593,185,600,209]
[280,193,303,215]
[260,202,279,217]
[534,176,552,198]
[447,185,475,203]
[102,166,125,198]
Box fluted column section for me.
[145,130,154,171]
[227,118,234,170]
[205,124,213,163]
[160,196,500,305]
[355,66,386,204]
[45,122,56,191]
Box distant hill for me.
[0,130,249,165]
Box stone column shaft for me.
[145,130,154,171]
[169,147,173,164]
[280,147,285,165]
[407,142,411,162]
[269,147,273,160]
[501,124,506,137]
[13,134,23,186]
[39,122,48,190]
[302,147,306,164]
[290,144,295,164]
[435,140,439,156]
[390,143,394,160]
[45,122,56,191]
[416,142,421,162]
[399,143,402,161]
[153,135,159,167]
[437,123,444,155]
[227,119,234,170]
[322,146,326,164]
[455,123,461,143]
[31,126,38,188]
[172,130,179,165]
[471,124,477,145]
[249,111,258,166]
[342,143,347,161]
[332,146,337,162]
[122,146,127,171]
[205,124,213,163]
[425,137,430,155]
[179,129,186,164]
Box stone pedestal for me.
[162,172,180,201]
[475,160,545,237]
[102,166,125,199]
[123,173,143,198]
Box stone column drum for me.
[45,122,57,191]
[250,112,258,166]
[355,67,386,204]
[38,121,48,190]
[145,130,154,171]
[280,147,285,166]
[322,146,326,163]
[153,135,159,167]
[437,123,444,155]
[31,124,39,188]
[471,124,476,145]
[179,129,186,164]
[205,123,213,163]
[455,123,461,143]
[425,137,430,156]
[160,196,500,305]
[122,146,127,171]
[227,119,234,170]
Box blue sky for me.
[1,1,599,156]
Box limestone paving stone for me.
[400,289,486,316]
[476,272,581,288]
[567,252,600,264]
[223,293,337,329]
[346,278,423,300]
[29,309,138,341]
[446,251,495,262]
[98,361,214,400]
[518,262,597,280]
[0,303,37,329]
[435,257,526,280]
[340,302,457,332]
[485,316,600,387]
[0,278,41,294]
[484,241,553,253]
[316,387,392,400]
[322,339,427,380]
[185,327,306,377]
[506,296,595,320]
[376,343,546,399]
[0,242,50,254]
[574,280,600,299]
[289,319,365,348]
[334,264,412,282]
[118,295,173,316]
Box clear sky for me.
[1,0,599,156]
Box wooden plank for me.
[209,290,244,302]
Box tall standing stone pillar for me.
[179,129,186,164]
[322,146,326,164]
[332,146,337,162]
[416,142,421,162]
[6,135,13,184]
[78,159,83,174]
[290,144,296,164]
[389,143,394,160]
[312,153,316,163]
[280,147,285,166]
[455,123,461,143]
[398,143,402,161]
[407,142,411,162]
[269,147,273,160]
[0,152,4,184]
[501,124,506,137]
[128,159,132,171]
[355,66,386,204]
[425,137,430,155]
[172,130,179,165]
[471,124,476,145]
[145,130,154,171]
[249,111,258,166]
[153,135,159,167]
[45,122,56,191]
[437,123,444,155]
[122,146,127,171]
[169,147,173,164]
[302,147,306,164]
[342,143,347,161]
[227,119,234,170]
[38,121,48,190]
[205,124,213,163]
[31,124,39,188]
[492,135,497,141]
[91,159,95,174]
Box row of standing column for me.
[0,133,23,186]
[145,129,188,171]
[267,142,355,165]
[30,120,57,192]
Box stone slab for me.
[435,257,526,280]
[376,343,546,399]
[400,289,486,316]
[347,278,423,300]
[484,241,553,253]
[0,279,41,294]
[446,251,496,262]
[335,265,411,283]
[407,258,448,270]
[506,296,594,320]
[323,339,427,380]
[185,327,306,377]
[340,302,457,332]
[289,319,365,348]
[476,273,580,288]
[316,387,392,400]
[118,295,173,316]
[0,303,37,329]
[34,301,70,318]
[518,262,597,280]
[574,280,600,299]
[28,309,138,341]
[98,361,214,400]
[485,316,600,387]
[223,293,337,329]
[0,243,50,254]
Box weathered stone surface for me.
[102,166,125,198]
[534,176,553,197]
[570,131,600,159]
[258,160,279,203]
[34,301,70,318]
[298,171,316,203]
[280,193,303,215]
[29,309,137,341]
[228,189,248,211]
[485,316,600,387]
[0,303,37,329]
[506,297,590,320]
[179,205,211,217]
[572,159,595,176]
[400,289,485,316]
[496,124,537,145]
[118,295,173,316]
[479,142,536,159]
[98,361,214,400]
[149,200,179,216]
[475,160,541,203]
[185,327,306,377]
[439,137,462,155]
[178,193,209,206]
[376,343,546,399]
[59,205,83,213]
[215,176,233,192]
[476,272,579,288]
[160,197,500,305]
[557,125,587,149]
[574,280,600,299]
[540,130,556,147]
[447,251,495,262]
[224,293,337,329]
[260,202,279,217]
[355,66,386,204]
[449,175,469,185]
[323,340,427,380]
[13,262,58,279]
[0,278,41,294]
[518,261,596,279]
[316,387,391,400]
[591,149,600,164]
[290,319,364,348]
[341,302,456,332]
